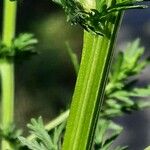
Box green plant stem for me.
[1,0,17,149]
[1,59,14,127]
[62,1,123,150]
[2,0,17,46]
[44,110,69,131]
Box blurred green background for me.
[0,0,150,149]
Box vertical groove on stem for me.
[1,0,17,149]
[62,0,123,149]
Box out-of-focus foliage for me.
[19,117,65,150]
[94,119,128,150]
[102,39,150,119]
[0,124,22,149]
[145,146,150,150]
[0,33,37,58]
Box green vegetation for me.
[0,0,149,150]
[19,39,150,150]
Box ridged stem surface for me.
[1,0,17,149]
[62,0,123,149]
